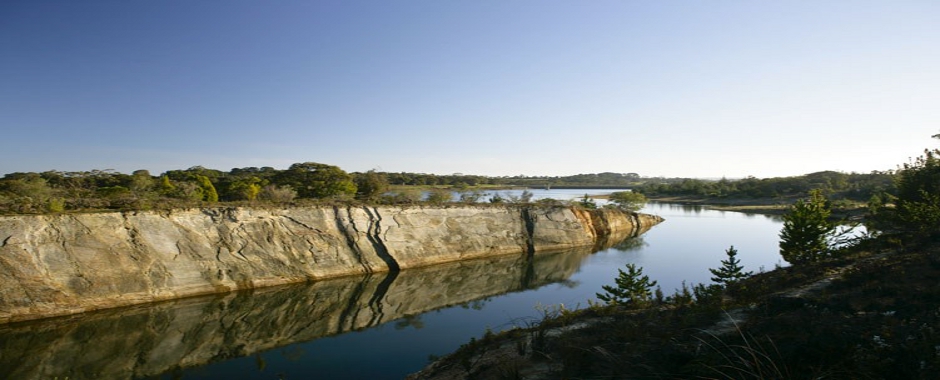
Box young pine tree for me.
[596,263,658,308]
[709,245,753,287]
[779,189,835,264]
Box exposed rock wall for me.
[0,250,592,380]
[0,205,662,323]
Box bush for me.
[608,191,647,211]
[258,185,297,203]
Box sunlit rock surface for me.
[0,248,599,380]
[0,205,662,323]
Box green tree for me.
[157,175,176,195]
[425,188,452,204]
[195,175,219,202]
[130,170,154,195]
[596,263,658,307]
[608,191,647,211]
[578,194,597,209]
[226,177,263,201]
[779,189,835,264]
[275,162,357,199]
[354,170,389,201]
[889,142,940,240]
[709,245,753,287]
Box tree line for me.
[633,170,896,203]
[0,161,907,216]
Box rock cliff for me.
[0,249,592,380]
[0,205,662,323]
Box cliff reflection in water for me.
[0,245,597,380]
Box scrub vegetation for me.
[410,136,940,380]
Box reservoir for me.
[0,198,788,379]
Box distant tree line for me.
[0,161,900,215]
[0,162,642,214]
[633,170,896,203]
[384,171,642,188]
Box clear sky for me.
[2,1,938,178]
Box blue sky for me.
[2,1,938,178]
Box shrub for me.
[608,191,647,211]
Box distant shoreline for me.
[645,195,867,220]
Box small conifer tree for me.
[779,189,834,264]
[596,263,657,307]
[709,245,753,287]
[579,194,597,209]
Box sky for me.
[2,1,938,179]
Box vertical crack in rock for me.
[1,235,10,247]
[589,209,612,251]
[333,206,369,273]
[173,241,183,260]
[521,207,536,259]
[121,212,146,261]
[363,207,399,272]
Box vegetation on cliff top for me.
[0,161,896,216]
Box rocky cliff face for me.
[0,205,662,323]
[0,249,593,380]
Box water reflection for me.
[0,245,600,380]
[609,236,648,252]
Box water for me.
[0,200,788,380]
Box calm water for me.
[0,199,788,380]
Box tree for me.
[226,177,263,201]
[275,162,357,199]
[195,175,219,202]
[578,194,597,209]
[779,189,835,264]
[608,191,647,211]
[353,170,389,201]
[129,170,154,195]
[709,245,753,287]
[157,175,176,195]
[888,141,940,240]
[425,188,452,204]
[596,263,658,307]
